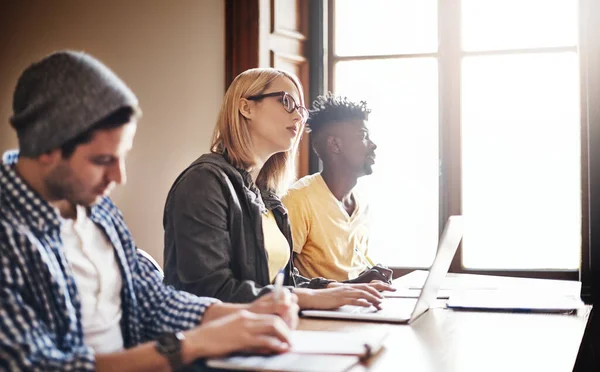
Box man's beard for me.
[362,163,374,176]
[45,163,93,206]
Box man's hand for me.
[189,311,291,358]
[368,280,396,292]
[247,290,299,329]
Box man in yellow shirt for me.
[283,93,391,283]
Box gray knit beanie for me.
[10,50,139,157]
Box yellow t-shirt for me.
[282,173,372,281]
[262,210,291,283]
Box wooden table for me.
[298,306,591,372]
[298,273,593,372]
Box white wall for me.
[0,0,225,265]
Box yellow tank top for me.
[262,210,291,283]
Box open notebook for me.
[206,354,359,372]
[206,330,388,371]
[389,268,583,301]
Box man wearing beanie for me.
[0,51,298,371]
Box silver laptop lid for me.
[409,215,464,323]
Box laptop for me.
[301,215,464,324]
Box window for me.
[325,0,583,277]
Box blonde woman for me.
[163,68,391,310]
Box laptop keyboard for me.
[336,305,379,314]
[334,299,419,318]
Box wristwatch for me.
[155,332,185,371]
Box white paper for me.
[207,353,359,372]
[290,330,387,356]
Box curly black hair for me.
[307,92,371,133]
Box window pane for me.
[462,0,578,51]
[334,58,439,267]
[461,53,580,270]
[335,0,437,57]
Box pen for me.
[274,270,285,304]
[354,246,374,269]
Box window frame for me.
[310,0,597,297]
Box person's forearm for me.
[95,329,201,372]
[293,288,316,309]
[98,303,255,372]
[201,302,249,323]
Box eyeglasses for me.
[247,91,309,124]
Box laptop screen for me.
[410,215,464,322]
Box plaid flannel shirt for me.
[0,150,219,371]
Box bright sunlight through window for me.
[333,0,580,270]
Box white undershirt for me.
[61,205,124,353]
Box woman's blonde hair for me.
[210,68,305,195]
